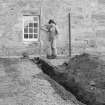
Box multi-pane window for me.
[23,16,39,41]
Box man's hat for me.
[48,19,56,25]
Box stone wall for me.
[0,0,105,57]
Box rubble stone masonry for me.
[0,0,105,57]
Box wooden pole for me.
[39,6,42,57]
[68,13,71,57]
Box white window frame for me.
[23,15,40,42]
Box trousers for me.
[46,38,57,56]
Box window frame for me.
[23,15,40,42]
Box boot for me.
[52,54,57,59]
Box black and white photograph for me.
[0,0,105,105]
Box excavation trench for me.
[31,54,105,105]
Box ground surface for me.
[0,57,80,105]
[1,53,105,105]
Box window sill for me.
[23,39,40,44]
[23,39,39,41]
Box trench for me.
[31,57,105,105]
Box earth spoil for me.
[33,53,105,105]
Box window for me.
[23,15,40,41]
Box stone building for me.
[0,0,105,57]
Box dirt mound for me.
[65,53,105,104]
[33,54,105,105]
[68,53,98,70]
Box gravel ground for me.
[0,58,80,105]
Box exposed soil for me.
[32,53,105,105]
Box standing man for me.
[42,19,59,59]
